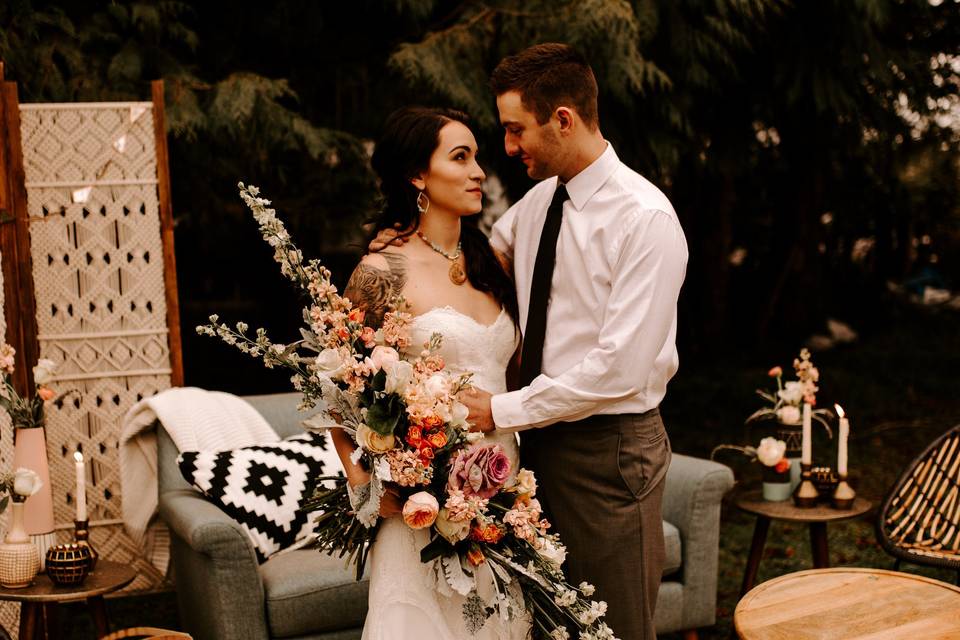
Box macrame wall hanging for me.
[0,66,183,634]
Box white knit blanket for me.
[119,387,278,571]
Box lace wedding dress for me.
[362,306,530,640]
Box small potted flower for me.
[711,437,793,501]
[0,468,44,588]
[746,348,833,488]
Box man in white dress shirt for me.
[462,43,688,640]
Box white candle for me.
[74,451,87,522]
[801,403,812,465]
[836,404,849,476]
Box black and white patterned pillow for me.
[177,432,328,561]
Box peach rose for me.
[402,491,439,529]
[767,366,782,378]
[37,386,56,402]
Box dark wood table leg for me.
[89,595,110,638]
[19,601,38,640]
[810,522,830,568]
[741,515,771,596]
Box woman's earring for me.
[416,191,430,215]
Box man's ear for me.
[555,107,576,135]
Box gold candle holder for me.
[832,473,856,509]
[793,462,820,508]
[74,520,98,571]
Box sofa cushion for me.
[262,548,369,638]
[663,520,682,576]
[177,432,329,561]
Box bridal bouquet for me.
[199,185,616,640]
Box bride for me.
[330,106,529,639]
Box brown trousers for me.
[520,409,671,640]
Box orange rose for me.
[418,447,435,463]
[405,426,423,448]
[470,523,505,544]
[37,386,56,402]
[466,546,485,566]
[768,366,783,378]
[420,415,443,430]
[775,459,791,474]
[427,430,448,449]
[337,327,350,341]
[348,308,365,323]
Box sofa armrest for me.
[159,489,261,562]
[662,453,735,629]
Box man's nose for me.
[504,135,519,156]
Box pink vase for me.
[12,427,56,566]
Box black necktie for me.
[519,185,568,387]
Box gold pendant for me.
[449,261,467,285]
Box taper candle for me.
[836,404,849,476]
[74,451,87,522]
[801,402,812,465]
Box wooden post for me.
[151,80,184,387]
[0,78,39,395]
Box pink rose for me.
[361,327,377,349]
[402,491,439,529]
[448,444,512,499]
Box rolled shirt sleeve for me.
[491,209,688,431]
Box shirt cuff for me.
[490,389,532,433]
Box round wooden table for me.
[735,568,960,639]
[0,560,136,639]
[736,490,873,596]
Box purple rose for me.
[448,444,512,499]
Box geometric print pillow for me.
[177,432,328,562]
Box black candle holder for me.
[793,462,820,508]
[74,520,98,571]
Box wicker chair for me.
[876,424,960,584]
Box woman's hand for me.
[379,484,403,518]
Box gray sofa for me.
[158,393,733,639]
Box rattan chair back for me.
[876,424,960,571]
[98,628,191,640]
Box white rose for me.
[776,405,801,425]
[778,381,803,405]
[11,468,42,499]
[434,508,470,543]
[355,424,396,454]
[448,401,469,429]
[315,348,347,378]
[384,360,414,395]
[369,346,399,371]
[756,437,787,466]
[424,374,450,400]
[32,358,56,385]
[538,538,567,568]
[515,469,537,496]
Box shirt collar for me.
[563,142,619,211]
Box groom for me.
[461,43,688,640]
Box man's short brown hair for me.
[490,43,599,129]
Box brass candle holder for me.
[793,462,820,508]
[74,520,99,571]
[832,473,856,509]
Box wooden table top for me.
[735,568,960,639]
[736,490,873,523]
[0,560,135,603]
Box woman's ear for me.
[410,174,426,192]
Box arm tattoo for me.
[342,253,407,328]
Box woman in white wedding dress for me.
[330,107,529,640]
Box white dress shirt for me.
[489,143,688,432]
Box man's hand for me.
[460,387,496,433]
[369,223,413,252]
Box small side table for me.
[0,559,136,639]
[735,568,960,639]
[735,490,872,596]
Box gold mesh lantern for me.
[45,544,92,586]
